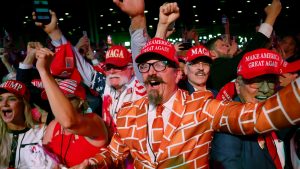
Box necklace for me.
[8,128,29,168]
[147,123,159,162]
[60,129,73,166]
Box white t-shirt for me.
[7,124,57,169]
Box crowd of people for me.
[1,0,300,168]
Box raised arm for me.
[155,2,180,39]
[33,10,98,89]
[209,77,300,135]
[35,47,107,138]
[113,0,148,81]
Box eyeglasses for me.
[187,61,211,68]
[138,60,168,73]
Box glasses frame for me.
[138,60,169,73]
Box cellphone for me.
[33,0,51,25]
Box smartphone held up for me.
[33,0,51,25]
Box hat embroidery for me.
[0,81,23,91]
[191,47,209,56]
[245,53,279,62]
[106,49,125,59]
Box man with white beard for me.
[102,45,146,139]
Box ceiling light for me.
[125,42,130,47]
[195,14,198,17]
[100,27,103,29]
[247,0,250,3]
[23,21,27,24]
[254,12,257,14]
[144,10,148,13]
[108,24,111,26]
[193,6,196,8]
[65,13,69,15]
[25,16,28,19]
[154,18,158,20]
[109,8,113,11]
[286,6,289,9]
[195,20,199,22]
[117,21,121,23]
[59,18,64,21]
[237,11,242,13]
[217,8,221,11]
[149,25,153,28]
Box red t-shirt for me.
[45,114,102,167]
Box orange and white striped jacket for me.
[94,78,300,169]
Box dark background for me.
[1,0,299,47]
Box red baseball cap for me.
[105,45,132,67]
[0,80,30,100]
[186,45,212,63]
[135,38,179,65]
[41,79,86,100]
[237,48,284,79]
[280,59,300,74]
[50,43,82,82]
[215,81,236,102]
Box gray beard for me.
[148,89,162,106]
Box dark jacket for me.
[210,97,279,169]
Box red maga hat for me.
[135,38,179,65]
[237,48,284,79]
[50,42,82,82]
[186,45,212,62]
[280,59,300,74]
[0,80,30,100]
[105,45,132,67]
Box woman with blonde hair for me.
[0,80,48,168]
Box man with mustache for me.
[210,48,293,169]
[183,45,218,97]
[74,2,300,167]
